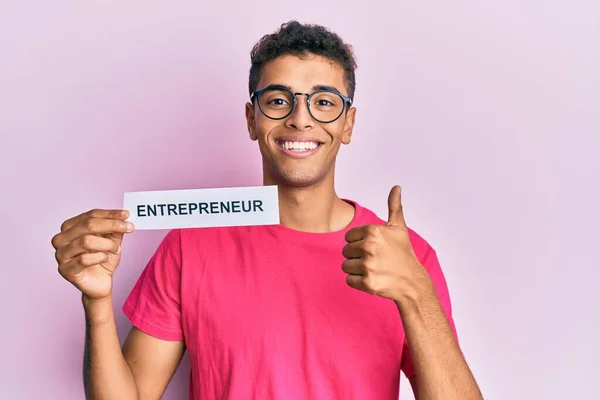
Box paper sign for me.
[123,185,280,230]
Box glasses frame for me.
[250,85,353,124]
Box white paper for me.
[123,185,280,230]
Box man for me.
[52,21,482,399]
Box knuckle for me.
[363,241,378,256]
[362,258,374,271]
[88,209,102,218]
[55,248,66,264]
[366,224,381,237]
[363,276,378,293]
[110,210,125,219]
[112,219,124,231]
[76,253,87,265]
[80,235,94,250]
[77,253,93,266]
[51,233,60,249]
[80,252,107,266]
[84,218,97,231]
[59,221,69,232]
[362,260,372,274]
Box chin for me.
[267,165,329,188]
[260,144,336,187]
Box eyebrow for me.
[311,84,343,94]
[261,83,345,96]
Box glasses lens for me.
[258,89,294,119]
[309,91,345,122]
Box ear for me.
[245,102,258,141]
[341,106,356,145]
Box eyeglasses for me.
[251,85,353,123]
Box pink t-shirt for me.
[123,200,456,400]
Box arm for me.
[83,295,185,400]
[341,186,481,399]
[122,328,185,399]
[52,209,185,399]
[398,286,481,400]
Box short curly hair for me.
[249,21,357,101]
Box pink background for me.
[1,1,598,399]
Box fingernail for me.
[116,246,121,254]
[108,252,113,260]
[126,222,135,232]
[123,210,130,218]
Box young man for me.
[52,21,482,400]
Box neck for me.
[264,174,355,233]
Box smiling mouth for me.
[275,140,323,152]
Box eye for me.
[261,90,293,108]
[269,98,289,106]
[311,92,339,108]
[316,99,333,106]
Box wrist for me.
[82,294,114,325]
[393,273,437,315]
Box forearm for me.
[397,286,482,400]
[83,296,138,400]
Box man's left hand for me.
[342,185,432,302]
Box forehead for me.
[257,54,347,95]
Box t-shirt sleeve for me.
[400,244,458,378]
[122,229,184,341]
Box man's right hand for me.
[52,209,135,300]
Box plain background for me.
[1,1,598,399]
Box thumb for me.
[387,185,406,227]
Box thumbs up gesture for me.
[342,186,431,302]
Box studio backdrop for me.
[0,1,598,399]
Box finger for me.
[341,259,364,275]
[60,252,111,279]
[345,226,367,243]
[55,218,134,249]
[341,241,365,259]
[61,209,130,232]
[387,185,407,228]
[56,235,120,263]
[107,232,125,246]
[345,274,371,294]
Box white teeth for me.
[279,141,320,151]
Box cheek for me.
[254,119,281,144]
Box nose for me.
[285,94,314,131]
